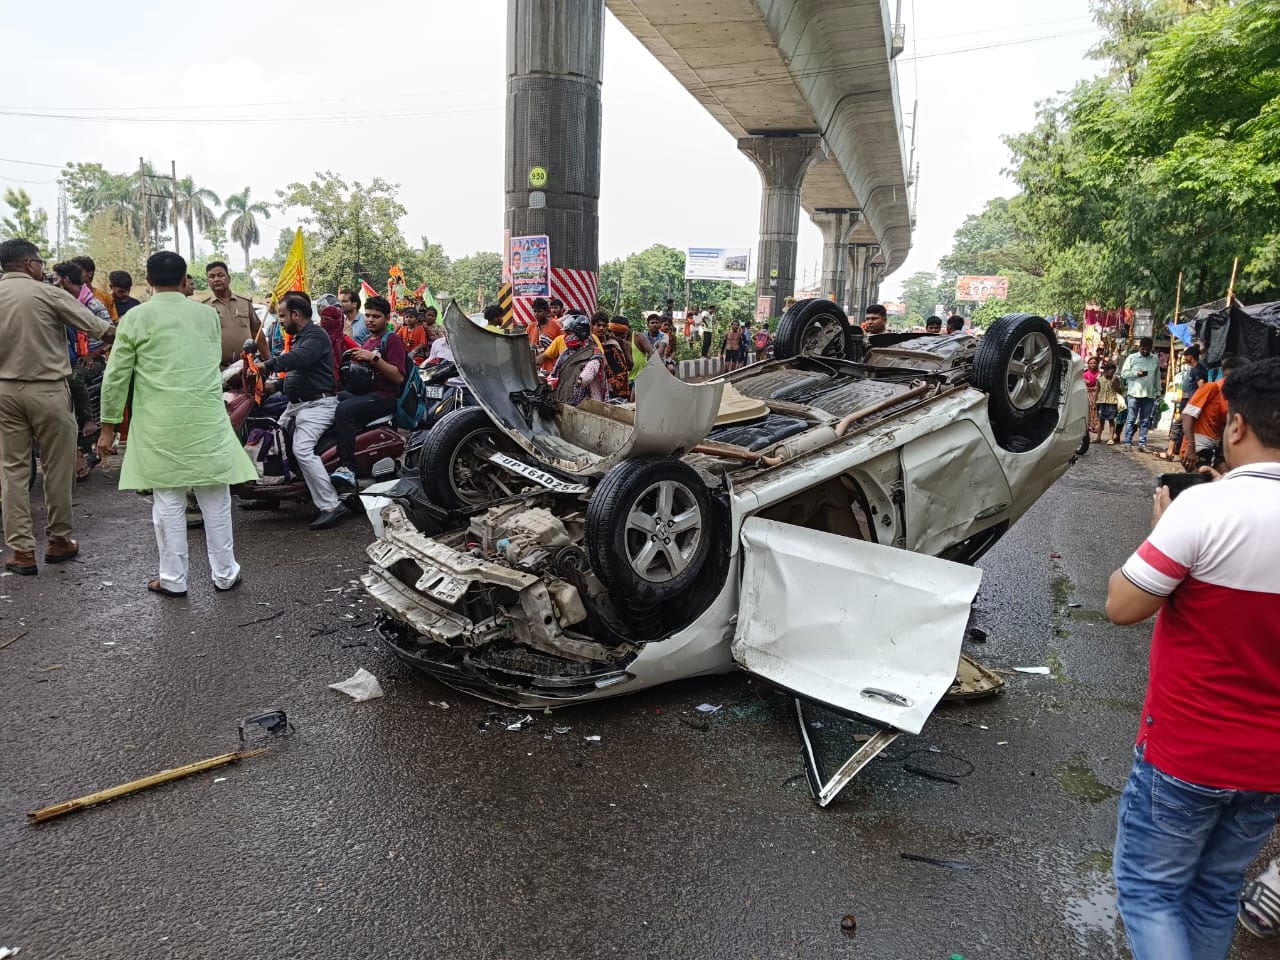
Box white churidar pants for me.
[152,485,240,591]
[280,396,340,512]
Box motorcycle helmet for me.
[314,292,341,311]
[562,313,591,347]
[340,349,375,395]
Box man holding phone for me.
[1106,357,1280,960]
[1121,337,1161,451]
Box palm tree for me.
[174,177,221,259]
[221,187,271,275]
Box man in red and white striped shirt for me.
[1107,357,1280,960]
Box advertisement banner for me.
[510,234,551,298]
[686,247,751,282]
[956,275,1009,302]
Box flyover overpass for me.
[504,0,911,320]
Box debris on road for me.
[237,610,284,628]
[0,947,20,959]
[840,914,857,933]
[36,664,63,673]
[428,701,450,710]
[552,725,572,734]
[505,714,534,731]
[679,716,709,731]
[899,852,973,871]
[1014,666,1052,675]
[328,668,384,702]
[966,627,988,643]
[0,631,28,651]
[27,748,267,823]
[238,709,293,743]
[583,735,602,742]
[695,703,721,714]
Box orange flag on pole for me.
[272,228,308,303]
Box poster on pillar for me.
[756,297,774,325]
[686,247,752,283]
[510,234,551,298]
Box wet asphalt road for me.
[2,443,1275,960]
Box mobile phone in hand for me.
[1159,472,1211,499]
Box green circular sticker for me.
[528,166,548,188]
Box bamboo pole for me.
[28,749,267,823]
[1227,257,1239,308]
[1167,271,1183,395]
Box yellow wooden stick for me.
[27,749,267,823]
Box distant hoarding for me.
[956,276,1009,302]
[755,296,773,324]
[1132,308,1154,339]
[510,234,550,298]
[686,247,751,282]
[884,301,907,316]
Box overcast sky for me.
[2,1,1102,300]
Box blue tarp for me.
[1167,322,1194,346]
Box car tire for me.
[773,299,854,361]
[586,457,713,605]
[418,406,509,510]
[972,313,1063,437]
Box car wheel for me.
[586,457,713,604]
[773,299,854,361]
[419,407,520,510]
[972,313,1063,437]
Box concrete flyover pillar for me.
[811,208,858,308]
[738,134,823,319]
[506,0,604,309]
[846,243,877,323]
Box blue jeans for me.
[1124,395,1157,446]
[1114,746,1280,960]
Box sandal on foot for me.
[1240,878,1280,939]
[147,579,187,598]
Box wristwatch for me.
[372,350,382,363]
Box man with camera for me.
[1107,357,1280,960]
[260,292,347,530]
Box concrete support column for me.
[738,134,823,319]
[811,208,858,307]
[846,243,876,322]
[506,0,604,284]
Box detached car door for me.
[730,517,982,735]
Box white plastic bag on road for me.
[328,668,384,702]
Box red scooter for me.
[224,342,404,510]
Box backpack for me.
[395,361,431,430]
[753,330,770,351]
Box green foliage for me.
[1,189,50,254]
[449,251,504,312]
[174,177,221,259]
[221,187,271,279]
[940,0,1279,319]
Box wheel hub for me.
[1006,331,1054,411]
[624,480,703,582]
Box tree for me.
[449,251,503,311]
[60,162,139,239]
[277,172,409,293]
[174,177,221,261]
[900,271,943,324]
[77,212,146,285]
[1,189,50,254]
[221,187,272,278]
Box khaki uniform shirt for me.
[0,271,114,382]
[208,292,261,366]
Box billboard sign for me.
[686,247,751,282]
[755,296,773,324]
[956,275,1009,302]
[1132,308,1154,339]
[510,234,550,298]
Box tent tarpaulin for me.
[1195,301,1280,367]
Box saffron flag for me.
[358,278,378,308]
[272,228,307,304]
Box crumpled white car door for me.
[731,517,982,734]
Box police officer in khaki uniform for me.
[204,261,268,367]
[0,239,115,575]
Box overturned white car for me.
[361,300,1086,802]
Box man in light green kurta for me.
[96,252,257,596]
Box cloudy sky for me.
[2,1,1103,299]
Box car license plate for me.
[423,384,445,399]
[487,452,590,494]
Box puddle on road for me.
[1056,752,1120,804]
[1064,849,1123,955]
